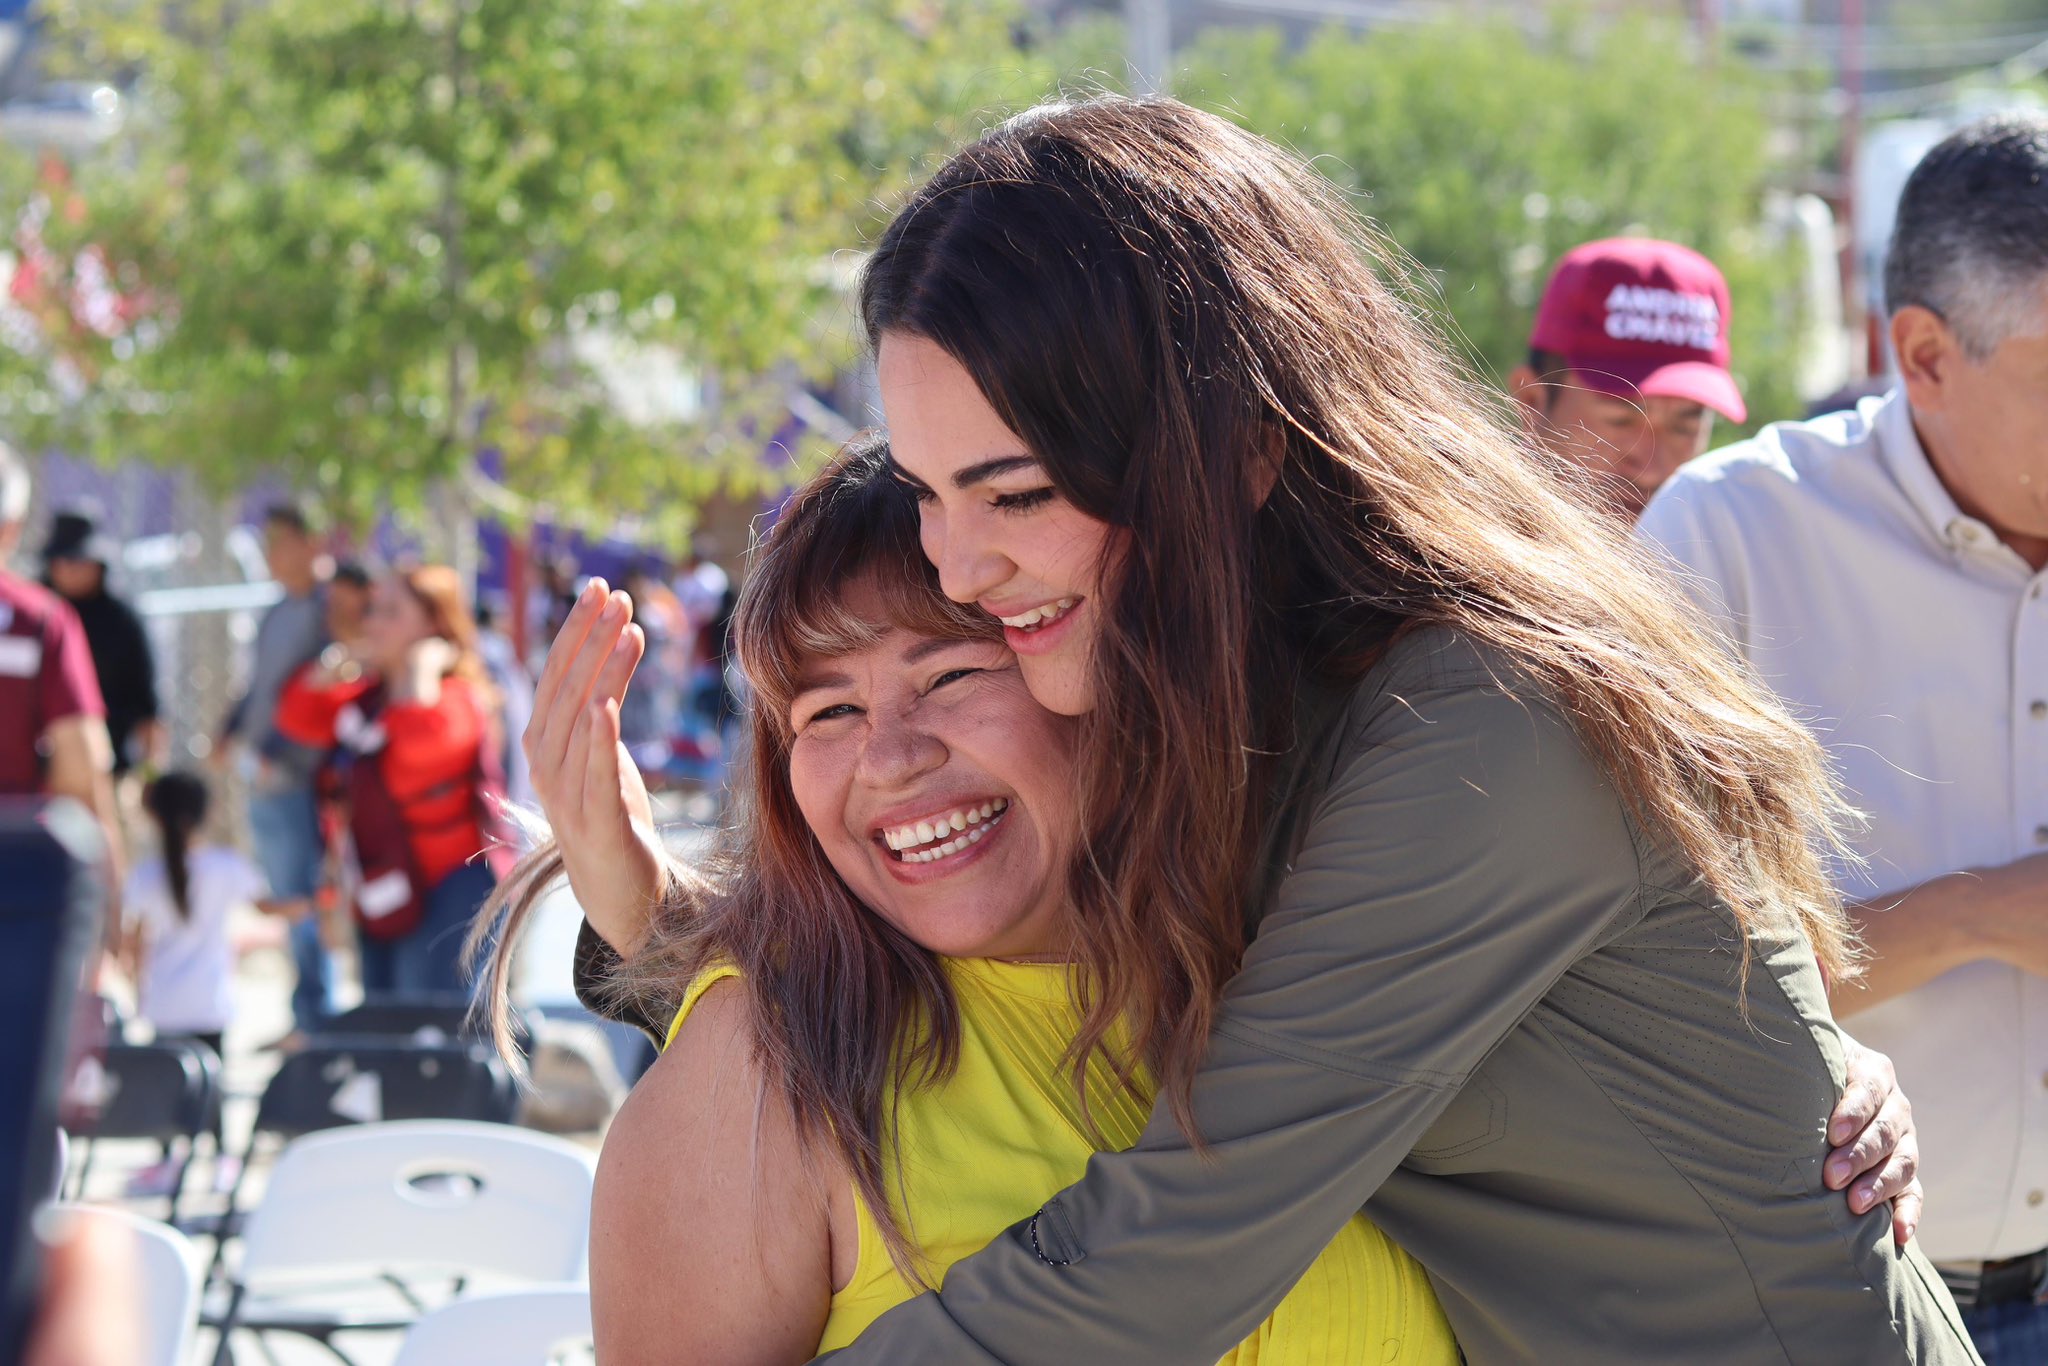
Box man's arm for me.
[1833,852,2048,1015]
[818,657,1643,1364]
[44,714,124,901]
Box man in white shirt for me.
[1638,112,2048,1360]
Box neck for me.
[1912,411,2048,572]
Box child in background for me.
[122,770,269,1194]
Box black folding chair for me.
[198,1039,519,1294]
[317,992,532,1051]
[63,1040,222,1222]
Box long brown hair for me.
[472,435,1014,1279]
[394,563,493,694]
[861,94,1860,1142]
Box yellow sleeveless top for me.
[667,959,1457,1364]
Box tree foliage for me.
[1174,16,1812,429]
[0,0,1040,532]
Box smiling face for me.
[783,596,1080,961]
[878,332,1117,716]
[361,576,437,675]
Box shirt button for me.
[2038,827,2048,847]
[2035,701,2048,720]
[2031,1190,2045,1209]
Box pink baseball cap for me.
[1528,237,1745,424]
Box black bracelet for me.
[1027,1210,1076,1267]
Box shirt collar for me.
[1873,387,2003,557]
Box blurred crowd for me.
[0,475,740,1078]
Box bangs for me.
[736,435,1001,734]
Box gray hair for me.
[1883,113,2048,361]
[0,440,27,526]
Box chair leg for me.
[68,1137,95,1200]
[208,1282,247,1366]
[201,1136,260,1291]
[165,1140,194,1225]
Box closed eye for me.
[929,668,982,692]
[991,488,1054,513]
[800,702,860,727]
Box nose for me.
[921,501,1013,606]
[853,705,949,793]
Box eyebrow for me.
[791,636,989,706]
[902,634,982,665]
[789,669,852,704]
[884,452,1042,492]
[950,454,1041,490]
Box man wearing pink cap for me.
[1510,237,1746,520]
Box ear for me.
[1249,428,1285,508]
[1890,305,1963,414]
[1506,364,1547,433]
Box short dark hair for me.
[1525,348,1571,413]
[1884,113,2048,359]
[263,501,312,536]
[330,558,370,590]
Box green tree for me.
[0,0,1040,534]
[1174,15,1811,429]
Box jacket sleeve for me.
[573,917,669,1045]
[815,655,1647,1364]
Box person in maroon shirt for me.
[0,443,124,894]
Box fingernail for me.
[1827,1158,1849,1185]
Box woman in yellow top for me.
[477,438,1457,1366]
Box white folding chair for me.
[207,1120,597,1366]
[41,1203,203,1366]
[392,1285,593,1366]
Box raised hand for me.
[524,579,669,955]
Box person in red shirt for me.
[276,564,508,996]
[0,444,123,873]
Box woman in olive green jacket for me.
[525,96,1969,1364]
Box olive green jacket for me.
[580,628,1978,1364]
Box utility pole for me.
[1127,0,1172,95]
[1840,0,1868,376]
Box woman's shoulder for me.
[1338,624,1566,741]
[663,963,745,1052]
[1315,625,1643,884]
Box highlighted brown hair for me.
[471,435,1010,1280]
[860,95,1859,1141]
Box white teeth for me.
[883,798,1011,863]
[997,598,1078,630]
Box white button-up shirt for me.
[1638,388,2048,1264]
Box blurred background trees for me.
[0,0,2039,524]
